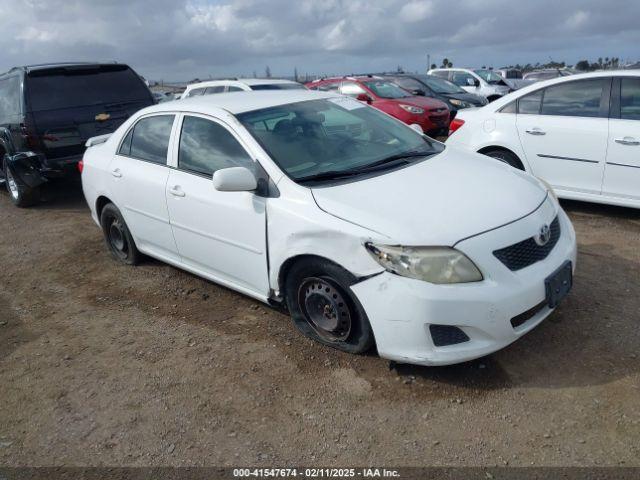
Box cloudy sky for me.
[0,0,638,81]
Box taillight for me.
[448,118,465,136]
[20,123,41,149]
[78,159,84,174]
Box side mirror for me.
[212,167,257,192]
[356,93,372,103]
[412,89,425,96]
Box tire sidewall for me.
[285,260,375,354]
[3,162,38,207]
[100,203,140,265]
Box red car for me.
[306,76,450,136]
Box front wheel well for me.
[277,254,350,300]
[95,195,113,220]
[477,146,525,170]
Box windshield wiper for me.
[296,151,431,184]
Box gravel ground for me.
[0,180,639,467]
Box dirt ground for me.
[0,180,639,468]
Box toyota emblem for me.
[535,224,551,246]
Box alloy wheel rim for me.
[298,277,352,342]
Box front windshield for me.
[237,98,442,183]
[417,75,466,94]
[473,70,503,84]
[363,81,412,99]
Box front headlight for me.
[537,177,558,202]
[399,104,425,115]
[365,243,483,284]
[449,98,471,108]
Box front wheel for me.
[100,203,141,265]
[285,259,375,354]
[3,163,40,207]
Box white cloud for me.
[399,1,433,22]
[565,10,589,29]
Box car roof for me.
[309,75,386,83]
[142,90,340,116]
[489,69,640,109]
[186,78,299,89]
[1,62,129,77]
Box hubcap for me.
[298,277,352,342]
[6,169,19,200]
[108,218,128,258]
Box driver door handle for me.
[615,137,640,146]
[169,186,185,197]
[111,168,122,178]
[525,128,546,136]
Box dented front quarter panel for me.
[267,180,387,295]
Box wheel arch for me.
[277,254,352,301]
[477,145,526,171]
[95,195,114,221]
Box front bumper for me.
[351,200,577,366]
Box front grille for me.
[493,216,561,271]
[429,325,470,347]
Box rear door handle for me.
[169,186,185,197]
[525,128,546,136]
[111,168,122,178]
[615,137,640,146]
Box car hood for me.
[386,95,448,110]
[311,147,547,245]
[440,92,486,105]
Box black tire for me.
[3,161,40,207]
[100,203,141,265]
[284,259,375,354]
[483,149,524,170]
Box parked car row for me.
[2,59,636,369]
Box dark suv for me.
[0,62,154,206]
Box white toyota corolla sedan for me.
[446,70,640,209]
[81,90,577,366]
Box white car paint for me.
[447,70,640,209]
[81,90,577,366]
[428,68,511,100]
[181,78,305,99]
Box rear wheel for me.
[483,149,524,170]
[100,203,141,265]
[3,162,40,207]
[284,259,375,354]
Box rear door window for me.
[227,86,244,92]
[540,79,607,118]
[186,88,205,97]
[620,78,640,121]
[25,65,150,111]
[128,115,175,164]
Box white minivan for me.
[81,90,577,367]
[447,71,640,209]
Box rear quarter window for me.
[0,76,21,117]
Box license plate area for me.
[545,260,573,309]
